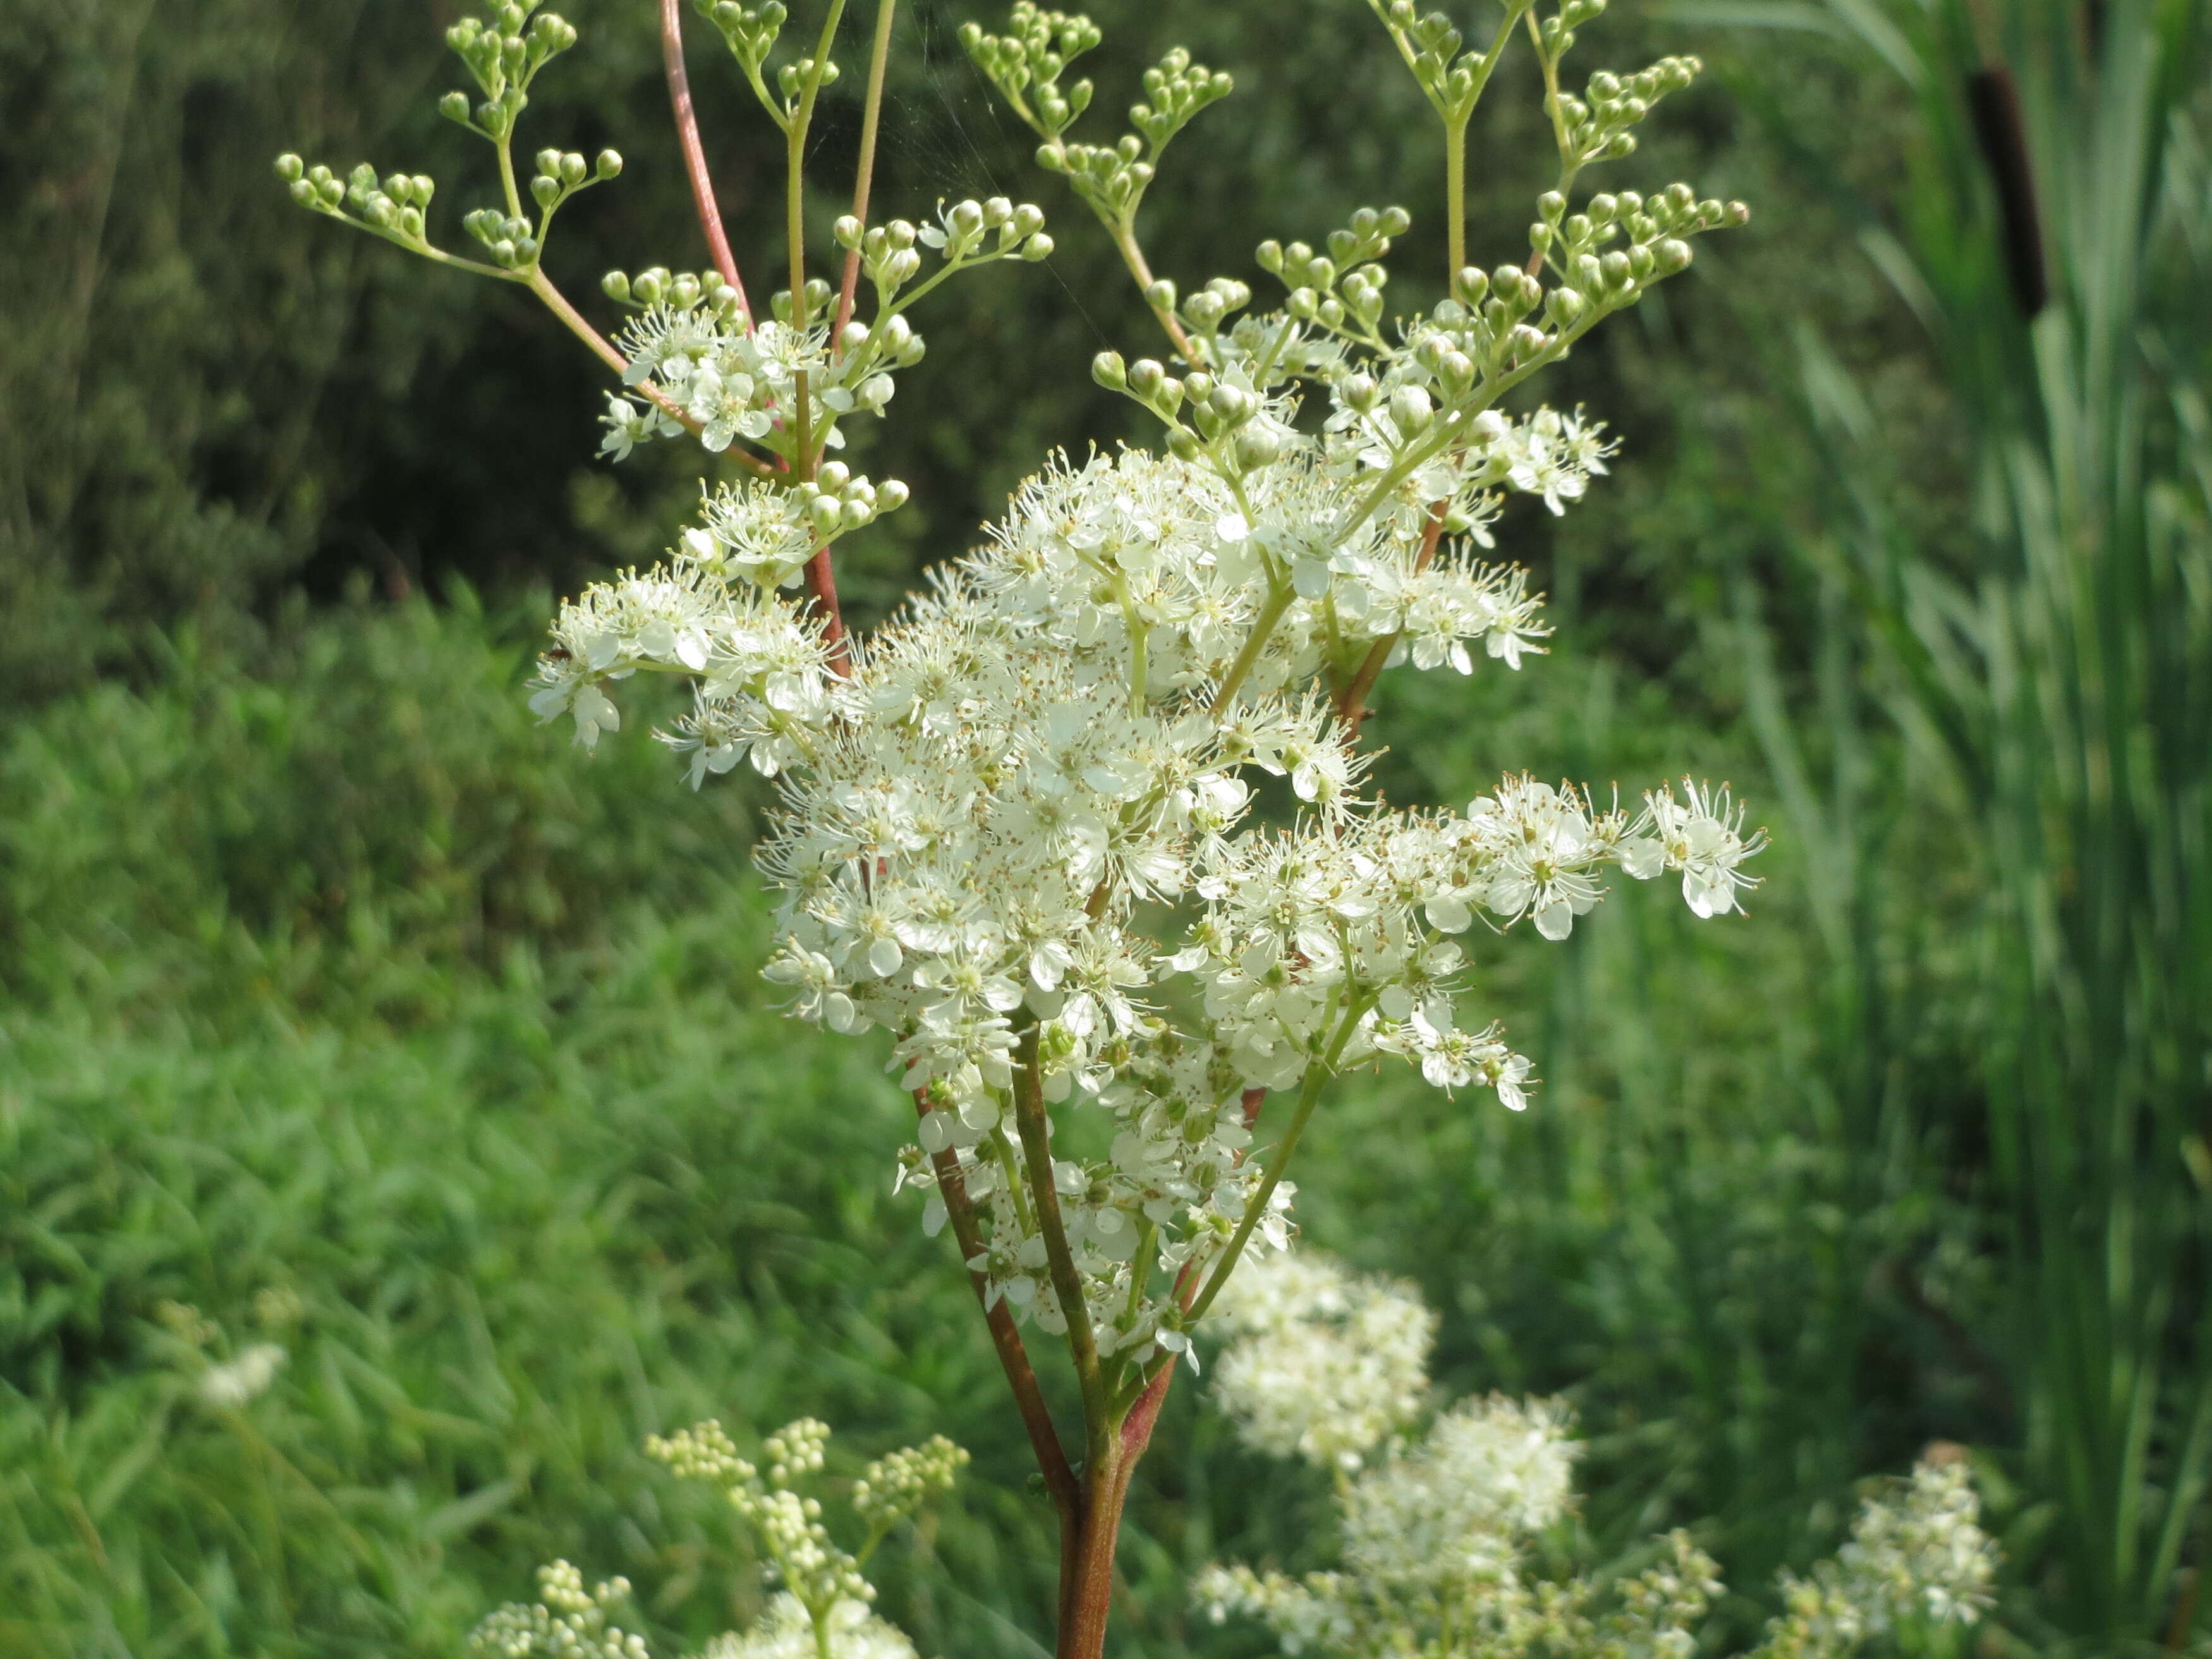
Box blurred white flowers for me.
[1197,1251,1997,1659]
[193,1342,288,1409]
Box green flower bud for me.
[1091,351,1128,391]
[1012,204,1046,238]
[1127,358,1165,398]
[1143,277,1177,312]
[560,152,588,186]
[602,270,633,302]
[834,215,863,248]
[1389,385,1433,435]
[532,174,560,208]
[595,149,623,179]
[274,153,305,182]
[288,178,318,207]
[1165,428,1203,461]
[1021,233,1054,260]
[1255,239,1284,274]
[671,273,702,308]
[1233,426,1283,470]
[817,461,851,493]
[633,271,665,304]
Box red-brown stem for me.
[661,0,750,317]
[1335,501,1448,732]
[805,549,851,674]
[917,1097,1082,1526]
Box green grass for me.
[0,595,2002,1656]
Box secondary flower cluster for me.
[473,1418,965,1659]
[598,193,1051,474]
[1195,1251,1997,1659]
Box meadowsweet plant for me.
[279,0,1764,1653]
[1198,1253,1998,1658]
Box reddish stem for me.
[1335,501,1448,733]
[661,0,750,318]
[804,548,851,674]
[917,1096,1083,1534]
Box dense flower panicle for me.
[1211,1254,1436,1468]
[530,432,1765,1358]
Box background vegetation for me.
[1,0,2205,1655]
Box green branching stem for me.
[1011,1022,1111,1461]
[1182,994,1373,1327]
[836,0,899,342]
[1110,220,1197,362]
[1211,580,1297,713]
[787,0,853,480]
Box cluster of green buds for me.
[1532,0,1610,68]
[645,1418,966,1630]
[1557,55,1701,169]
[964,15,1231,241]
[697,0,787,96]
[956,4,1102,140]
[794,463,909,535]
[1256,205,1414,348]
[841,198,1051,319]
[276,0,611,284]
[602,265,748,321]
[1528,183,1747,307]
[440,2,579,142]
[1368,0,1529,125]
[1092,355,1281,472]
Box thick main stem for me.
[660,0,749,314]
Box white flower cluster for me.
[1201,1251,1587,1650]
[1756,1455,1998,1657]
[195,1342,288,1409]
[700,1595,917,1659]
[598,194,1051,471]
[532,425,1764,1363]
[1210,1253,1437,1469]
[1197,1254,1998,1659]
[468,1562,650,1659]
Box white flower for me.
[195,1342,287,1409]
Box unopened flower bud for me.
[602,270,631,302]
[817,461,851,493]
[834,215,863,248]
[1021,233,1054,260]
[596,149,623,178]
[1092,351,1129,391]
[274,153,305,182]
[1127,358,1165,398]
[1389,386,1434,435]
[876,478,910,513]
